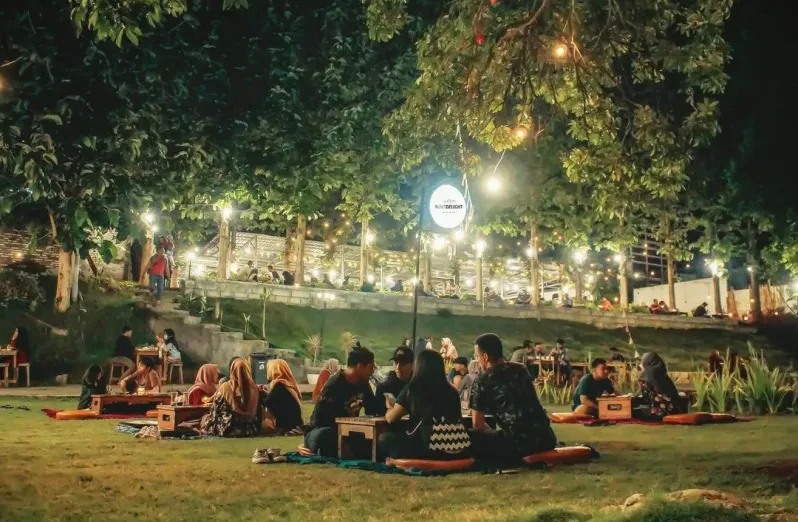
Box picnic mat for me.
[278,452,486,476]
[41,408,147,420]
[114,422,204,440]
[579,417,754,427]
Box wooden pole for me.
[359,219,369,286]
[295,215,307,286]
[667,254,676,310]
[618,250,629,309]
[139,232,153,287]
[529,224,540,306]
[217,218,229,280]
[55,248,74,312]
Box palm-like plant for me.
[340,332,358,357]
[306,334,323,365]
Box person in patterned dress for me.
[633,352,687,421]
[200,359,265,437]
[468,333,557,466]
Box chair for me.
[16,363,30,387]
[0,363,9,388]
[108,363,127,385]
[168,362,184,384]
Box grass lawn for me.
[0,397,795,522]
[217,299,795,370]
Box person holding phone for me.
[374,347,415,415]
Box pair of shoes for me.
[252,448,285,464]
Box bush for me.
[0,269,44,312]
[436,308,453,318]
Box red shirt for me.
[149,255,167,276]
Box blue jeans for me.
[150,274,165,300]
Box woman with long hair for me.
[200,358,263,437]
[119,357,161,394]
[78,365,106,410]
[634,352,686,420]
[264,359,304,433]
[312,358,340,403]
[379,350,471,460]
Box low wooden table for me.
[156,404,210,432]
[597,396,633,420]
[91,393,172,415]
[0,349,18,385]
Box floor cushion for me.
[709,413,738,423]
[55,410,100,420]
[550,412,594,424]
[662,412,713,425]
[522,446,593,467]
[386,458,475,472]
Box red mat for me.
[579,417,754,427]
[41,408,147,420]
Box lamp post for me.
[186,252,195,279]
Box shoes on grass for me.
[252,448,285,464]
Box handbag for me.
[409,416,471,455]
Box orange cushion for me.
[662,413,713,425]
[55,410,100,420]
[522,446,593,467]
[146,410,159,419]
[550,412,594,424]
[386,458,475,472]
[709,413,738,424]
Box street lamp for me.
[485,177,501,194]
[366,231,375,244]
[572,250,586,265]
[432,236,447,251]
[453,229,465,242]
[221,206,232,221]
[186,252,196,279]
[515,127,528,139]
[142,212,153,225]
[553,43,568,58]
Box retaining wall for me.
[185,279,751,332]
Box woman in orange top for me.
[312,359,340,403]
[186,364,219,405]
[119,357,161,394]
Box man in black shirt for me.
[374,347,414,415]
[110,325,135,372]
[469,333,557,465]
[305,347,379,457]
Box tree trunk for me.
[667,254,676,310]
[712,275,722,316]
[138,234,153,286]
[749,270,761,323]
[295,215,307,286]
[452,259,461,288]
[55,249,74,313]
[284,224,294,272]
[71,251,80,303]
[87,254,100,277]
[422,251,432,291]
[618,251,629,309]
[529,224,540,306]
[574,269,583,305]
[217,219,230,280]
[475,237,484,302]
[359,219,369,285]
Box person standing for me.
[468,333,557,465]
[145,246,170,304]
[111,325,136,372]
[439,338,458,366]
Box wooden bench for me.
[91,393,172,414]
[156,404,209,432]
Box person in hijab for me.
[78,365,106,410]
[634,352,686,420]
[218,356,241,386]
[119,357,161,394]
[200,359,263,437]
[312,358,340,403]
[440,338,458,366]
[186,364,219,405]
[264,359,304,433]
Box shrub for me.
[436,307,453,318]
[0,269,44,312]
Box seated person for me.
[186,364,219,405]
[119,357,162,394]
[78,365,106,410]
[571,358,615,417]
[374,347,414,415]
[608,346,626,363]
[312,358,341,403]
[515,290,531,305]
[600,297,614,311]
[633,352,687,421]
[267,265,281,284]
[3,326,31,370]
[304,347,379,457]
[359,280,375,293]
[457,361,481,407]
[549,338,571,383]
[509,340,534,365]
[111,325,136,372]
[282,270,295,286]
[379,350,471,460]
[200,359,264,437]
[447,357,469,388]
[561,294,573,308]
[658,300,669,313]
[161,329,182,364]
[708,349,724,374]
[649,299,660,314]
[694,302,708,318]
[322,274,336,289]
[263,359,304,434]
[247,261,259,282]
[390,279,404,292]
[468,333,557,465]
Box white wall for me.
[633,277,728,315]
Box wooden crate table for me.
[156,404,210,432]
[91,393,172,415]
[0,350,18,385]
[597,396,633,420]
[336,416,388,461]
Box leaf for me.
[100,240,118,264]
[39,114,63,126]
[108,208,121,228]
[74,207,89,227]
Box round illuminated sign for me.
[429,184,466,229]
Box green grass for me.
[0,397,795,522]
[216,299,793,370]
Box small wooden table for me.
[135,348,167,379]
[91,393,172,415]
[597,396,633,420]
[336,417,387,461]
[0,349,18,385]
[156,404,210,432]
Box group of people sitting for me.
[649,299,672,314]
[305,334,557,466]
[570,352,688,420]
[508,339,572,382]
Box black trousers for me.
[468,427,557,466]
[304,427,337,457]
[378,431,425,460]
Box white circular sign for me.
[429,184,466,229]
